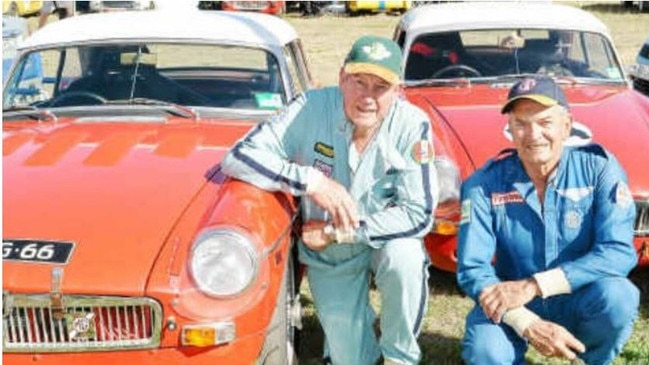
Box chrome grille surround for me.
[3,294,162,352]
[636,199,649,236]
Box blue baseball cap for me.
[501,75,569,114]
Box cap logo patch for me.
[518,78,537,92]
[363,42,391,61]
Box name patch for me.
[491,191,524,206]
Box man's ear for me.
[563,114,573,140]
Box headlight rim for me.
[189,227,260,299]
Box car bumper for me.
[3,335,264,365]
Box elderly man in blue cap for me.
[457,75,639,365]
[221,35,439,365]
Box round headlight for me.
[190,230,258,297]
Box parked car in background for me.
[622,1,649,11]
[629,36,649,96]
[3,8,315,364]
[2,0,43,17]
[75,1,155,13]
[346,0,410,16]
[2,15,30,85]
[198,1,286,15]
[393,2,649,272]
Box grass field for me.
[284,3,649,364]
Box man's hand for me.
[524,320,586,360]
[306,176,359,232]
[479,279,540,323]
[301,220,333,251]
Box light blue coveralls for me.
[457,145,639,365]
[221,87,439,364]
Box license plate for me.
[2,240,75,264]
[234,1,264,10]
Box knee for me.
[375,239,427,275]
[582,277,640,328]
[462,330,518,365]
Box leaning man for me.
[221,35,438,365]
[457,75,639,365]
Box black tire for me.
[258,251,299,365]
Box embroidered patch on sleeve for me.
[615,181,632,208]
[411,140,434,164]
[313,159,333,177]
[314,142,334,158]
[460,199,471,225]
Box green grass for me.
[298,268,649,364]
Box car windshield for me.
[404,28,625,82]
[3,43,286,111]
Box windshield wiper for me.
[105,98,199,120]
[2,106,58,122]
[405,78,473,87]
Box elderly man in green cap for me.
[222,35,439,364]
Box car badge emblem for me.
[65,311,97,340]
[50,267,65,320]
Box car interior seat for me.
[405,32,480,80]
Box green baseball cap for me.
[344,35,403,85]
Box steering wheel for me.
[49,91,107,107]
[431,64,482,79]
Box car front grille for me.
[636,200,649,236]
[3,294,162,352]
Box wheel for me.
[431,64,482,78]
[258,251,300,365]
[49,91,107,107]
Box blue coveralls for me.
[221,87,439,364]
[457,145,639,365]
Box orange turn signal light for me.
[181,322,236,347]
[434,220,458,236]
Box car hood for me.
[3,117,255,295]
[408,84,649,194]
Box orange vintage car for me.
[395,2,649,272]
[2,9,315,364]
